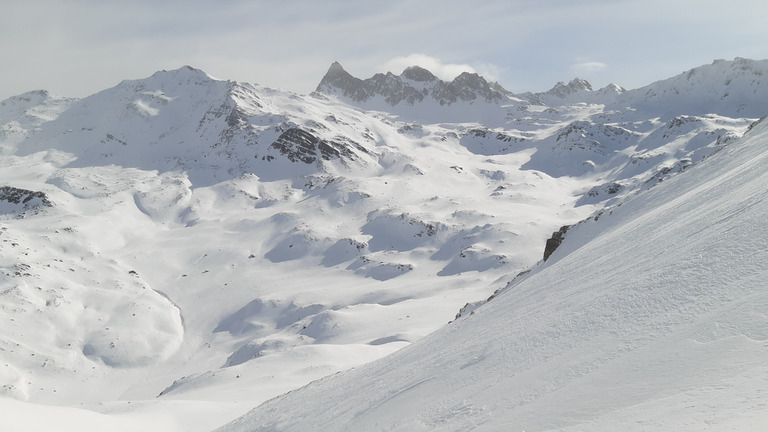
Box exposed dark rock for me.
[366,73,426,105]
[467,128,520,142]
[543,225,570,261]
[459,128,527,155]
[271,128,324,164]
[745,115,768,134]
[587,182,622,198]
[0,186,53,214]
[270,128,365,164]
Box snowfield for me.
[1,58,767,431]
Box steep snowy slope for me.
[219,114,768,432]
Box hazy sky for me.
[2,0,768,100]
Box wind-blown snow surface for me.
[219,117,768,432]
[1,58,767,431]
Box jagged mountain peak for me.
[322,61,353,81]
[546,77,593,97]
[326,61,346,74]
[315,62,506,113]
[315,62,366,102]
[516,77,602,106]
[452,71,491,87]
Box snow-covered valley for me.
[1,58,767,431]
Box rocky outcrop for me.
[270,127,368,164]
[543,225,570,261]
[0,186,52,214]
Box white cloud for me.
[382,54,477,81]
[472,63,503,83]
[571,61,608,74]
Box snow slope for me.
[1,58,767,431]
[219,113,768,432]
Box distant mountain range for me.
[317,57,768,117]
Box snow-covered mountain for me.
[219,106,768,432]
[1,57,767,431]
[617,57,768,117]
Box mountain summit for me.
[315,61,367,101]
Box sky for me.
[2,0,768,101]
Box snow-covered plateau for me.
[1,58,767,431]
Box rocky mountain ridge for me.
[315,61,508,107]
